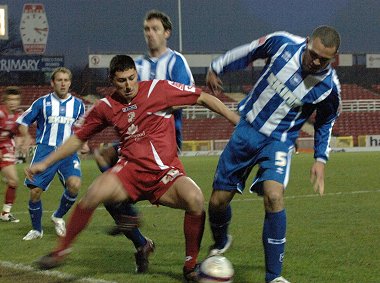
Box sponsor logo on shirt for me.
[48,116,76,125]
[127,124,138,135]
[267,73,302,108]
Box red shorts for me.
[0,145,16,169]
[110,158,185,204]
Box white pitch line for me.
[0,260,118,283]
[9,189,380,215]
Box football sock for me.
[54,190,78,218]
[209,204,232,249]
[2,204,12,214]
[4,185,16,206]
[184,211,205,269]
[29,200,43,232]
[122,203,146,249]
[57,202,95,252]
[263,209,287,282]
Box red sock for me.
[183,211,205,270]
[5,186,16,205]
[56,202,95,253]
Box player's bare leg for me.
[0,165,19,223]
[37,172,129,269]
[159,176,205,281]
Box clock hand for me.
[34,27,48,34]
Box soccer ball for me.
[198,255,234,283]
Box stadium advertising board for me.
[0,55,64,72]
[365,135,380,147]
[366,54,380,68]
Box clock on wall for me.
[19,3,49,54]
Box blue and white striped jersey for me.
[135,48,194,85]
[17,93,85,147]
[135,48,194,150]
[211,32,341,161]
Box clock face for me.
[19,4,49,54]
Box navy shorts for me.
[213,119,293,195]
[25,144,81,191]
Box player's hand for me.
[25,162,48,181]
[310,161,325,196]
[206,69,223,95]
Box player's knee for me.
[7,178,18,188]
[187,190,205,214]
[209,191,230,211]
[264,191,284,212]
[30,187,43,202]
[66,178,81,195]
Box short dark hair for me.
[4,86,21,96]
[109,55,136,79]
[311,25,341,51]
[145,9,172,31]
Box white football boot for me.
[268,276,291,283]
[51,213,66,237]
[23,229,43,240]
[208,234,233,257]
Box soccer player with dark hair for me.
[30,55,239,281]
[17,67,85,240]
[206,25,341,283]
[0,86,23,223]
[95,9,196,273]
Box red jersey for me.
[0,105,21,165]
[77,80,201,173]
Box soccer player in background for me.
[17,67,85,240]
[205,26,341,283]
[29,55,239,282]
[95,10,195,273]
[0,86,23,223]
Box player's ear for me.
[165,29,171,39]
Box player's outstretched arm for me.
[25,135,84,180]
[310,160,325,196]
[196,92,240,126]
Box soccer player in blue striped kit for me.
[206,26,341,283]
[17,67,85,240]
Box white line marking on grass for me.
[11,189,380,216]
[230,189,380,202]
[0,261,118,283]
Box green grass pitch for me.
[0,152,379,282]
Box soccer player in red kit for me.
[27,55,240,282]
[0,86,23,223]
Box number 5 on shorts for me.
[275,151,287,167]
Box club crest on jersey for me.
[168,81,184,91]
[122,104,137,112]
[127,112,135,123]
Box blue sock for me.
[209,204,232,249]
[263,209,287,282]
[122,203,146,249]
[54,190,78,218]
[29,200,42,232]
